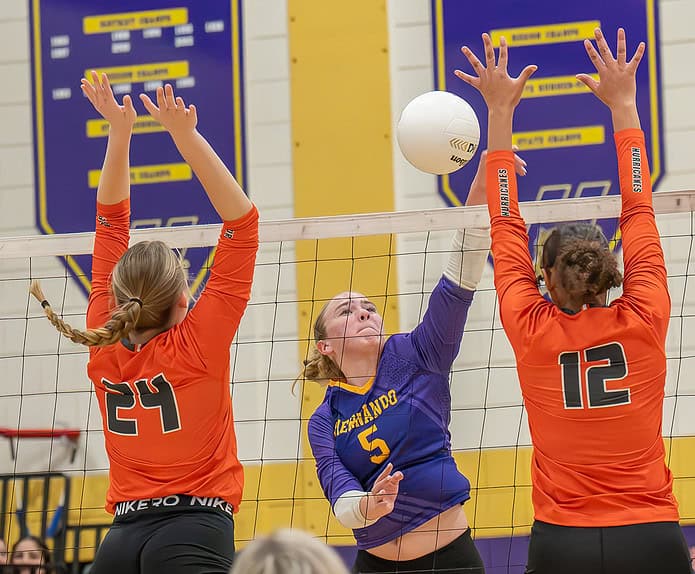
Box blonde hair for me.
[230,529,349,574]
[30,240,188,347]
[295,300,346,391]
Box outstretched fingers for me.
[460,45,486,77]
[155,85,167,110]
[453,69,480,88]
[482,33,496,68]
[518,64,538,84]
[139,93,159,116]
[188,103,198,123]
[628,41,646,72]
[498,36,508,71]
[583,39,606,71]
[122,94,136,115]
[80,78,97,105]
[576,73,600,93]
[101,72,114,97]
[164,83,177,109]
[594,28,615,64]
[514,153,527,176]
[616,28,627,65]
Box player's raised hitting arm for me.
[577,28,669,330]
[406,149,526,373]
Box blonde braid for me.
[29,280,141,348]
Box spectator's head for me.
[689,545,695,570]
[10,536,50,574]
[231,529,349,574]
[0,538,7,564]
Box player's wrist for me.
[361,493,383,521]
[610,104,641,132]
[168,126,198,141]
[487,105,515,119]
[108,125,133,139]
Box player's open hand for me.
[361,462,403,522]
[81,71,136,132]
[576,28,645,110]
[467,148,527,206]
[455,33,537,113]
[140,84,198,136]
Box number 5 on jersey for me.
[103,374,181,435]
[358,424,390,464]
[559,342,630,409]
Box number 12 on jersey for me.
[559,342,630,409]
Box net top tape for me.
[1,190,694,259]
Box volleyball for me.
[396,91,480,175]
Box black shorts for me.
[525,520,692,574]
[90,495,235,574]
[353,529,485,573]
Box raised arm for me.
[577,28,669,332]
[405,152,522,373]
[82,71,136,329]
[140,85,258,369]
[140,84,252,221]
[455,35,552,350]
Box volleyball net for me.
[1,190,695,573]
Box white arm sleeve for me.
[443,228,491,291]
[333,490,378,529]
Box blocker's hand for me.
[81,71,136,132]
[455,33,537,113]
[576,27,645,110]
[140,83,198,136]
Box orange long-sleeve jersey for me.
[87,199,259,514]
[485,129,678,527]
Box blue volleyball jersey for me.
[307,276,474,550]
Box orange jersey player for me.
[455,28,691,574]
[30,73,257,574]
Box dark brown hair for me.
[541,223,623,302]
[10,535,51,567]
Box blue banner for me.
[432,0,663,269]
[30,0,245,296]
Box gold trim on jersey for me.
[328,377,374,396]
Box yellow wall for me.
[286,0,401,538]
[9,435,695,562]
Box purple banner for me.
[30,0,245,296]
[432,0,663,268]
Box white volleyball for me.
[397,91,480,175]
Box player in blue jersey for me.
[302,152,526,573]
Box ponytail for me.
[293,303,347,393]
[30,280,142,347]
